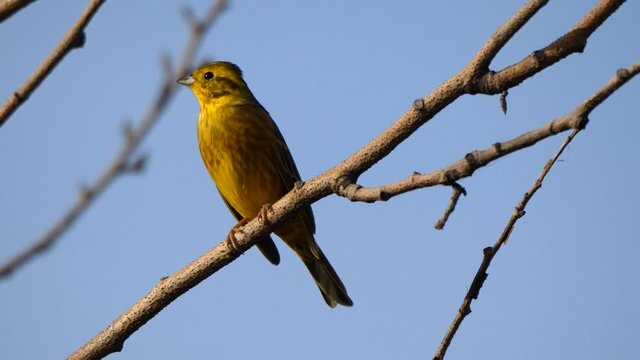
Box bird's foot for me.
[257,203,274,226]
[225,218,249,253]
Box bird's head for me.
[177,61,254,104]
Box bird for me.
[178,61,352,307]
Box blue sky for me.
[1,1,639,359]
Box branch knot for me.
[464,152,479,170]
[71,31,86,49]
[332,174,363,202]
[442,169,460,184]
[616,68,631,80]
[413,98,426,113]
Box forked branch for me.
[432,61,640,360]
[433,129,580,360]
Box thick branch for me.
[68,171,319,360]
[0,0,228,278]
[329,0,622,185]
[466,0,548,72]
[0,0,105,126]
[307,0,555,183]
[69,239,243,359]
[0,0,37,22]
[473,0,625,94]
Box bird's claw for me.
[225,218,249,253]
[258,203,274,226]
[225,231,241,253]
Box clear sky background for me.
[1,1,639,359]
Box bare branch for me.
[333,61,639,204]
[434,183,466,230]
[472,0,625,94]
[0,0,228,278]
[579,66,638,114]
[0,0,105,126]
[500,90,508,114]
[328,103,581,202]
[325,0,622,188]
[430,62,640,360]
[69,235,245,359]
[432,128,580,360]
[466,0,549,72]
[0,0,37,22]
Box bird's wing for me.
[260,106,317,236]
[217,186,280,265]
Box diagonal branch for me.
[431,62,640,360]
[0,0,228,278]
[466,0,548,72]
[0,0,37,22]
[0,0,105,126]
[471,0,625,94]
[327,0,623,184]
[434,183,466,230]
[432,129,580,360]
[67,1,636,356]
[333,61,639,204]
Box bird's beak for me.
[177,74,195,86]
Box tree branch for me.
[68,1,633,357]
[472,0,625,94]
[0,0,105,126]
[431,61,640,360]
[333,60,639,204]
[434,183,466,230]
[0,0,37,22]
[0,0,228,278]
[328,0,623,183]
[432,131,579,360]
[466,0,548,72]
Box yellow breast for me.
[197,103,285,219]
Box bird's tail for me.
[303,244,353,308]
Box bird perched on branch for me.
[178,61,352,307]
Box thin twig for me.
[432,128,580,360]
[0,0,37,22]
[434,183,466,230]
[431,61,640,360]
[500,90,508,114]
[0,0,228,278]
[332,107,582,202]
[68,1,636,356]
[0,0,105,126]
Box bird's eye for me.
[204,72,214,80]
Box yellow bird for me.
[178,61,352,307]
